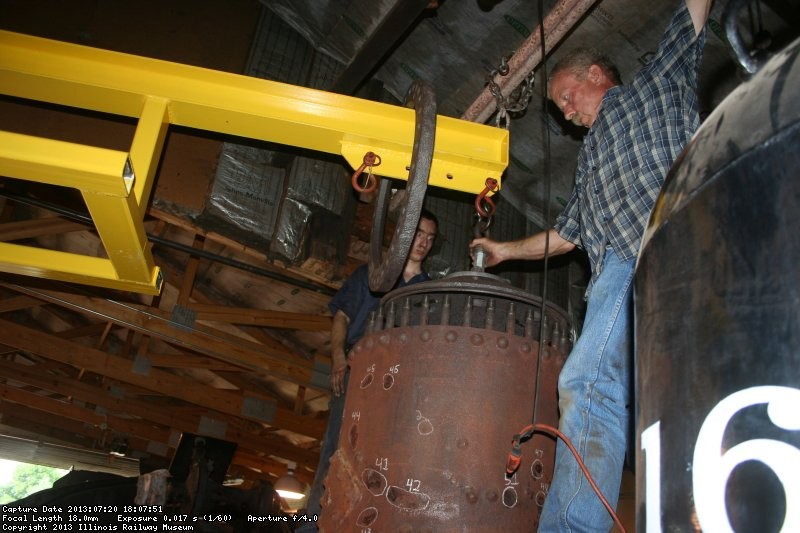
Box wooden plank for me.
[0,358,319,467]
[0,217,87,241]
[148,207,342,290]
[0,319,325,440]
[188,303,332,331]
[0,402,313,484]
[0,403,308,481]
[95,321,114,349]
[0,295,44,313]
[177,234,204,306]
[294,386,307,416]
[0,383,170,444]
[54,322,110,339]
[146,352,243,371]
[0,404,116,451]
[157,260,322,362]
[229,450,314,485]
[2,283,321,388]
[238,325,317,362]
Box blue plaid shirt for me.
[554,3,707,281]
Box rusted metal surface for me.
[369,80,436,292]
[320,272,570,531]
[461,0,599,124]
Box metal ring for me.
[368,80,436,292]
[724,0,764,75]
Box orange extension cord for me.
[506,423,627,533]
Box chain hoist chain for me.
[487,56,536,129]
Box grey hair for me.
[549,47,622,85]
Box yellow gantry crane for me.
[0,30,508,294]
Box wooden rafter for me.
[0,383,171,445]
[1,283,319,387]
[0,401,312,483]
[188,303,332,331]
[0,319,326,440]
[0,356,318,467]
[0,216,87,241]
[0,294,44,313]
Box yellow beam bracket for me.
[0,30,509,294]
[0,131,134,195]
[0,131,162,294]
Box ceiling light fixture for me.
[274,462,305,500]
[109,437,129,457]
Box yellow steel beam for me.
[0,131,133,196]
[0,242,161,294]
[0,129,161,294]
[81,191,159,285]
[0,130,161,293]
[0,30,508,193]
[0,30,509,295]
[129,96,169,218]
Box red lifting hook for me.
[474,177,499,218]
[351,152,382,193]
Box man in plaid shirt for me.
[472,1,712,530]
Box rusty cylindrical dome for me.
[320,271,571,532]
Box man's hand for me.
[329,310,350,396]
[470,230,575,267]
[331,348,347,396]
[469,237,504,268]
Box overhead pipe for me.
[461,0,599,124]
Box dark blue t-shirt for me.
[328,264,430,348]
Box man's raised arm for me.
[687,0,713,36]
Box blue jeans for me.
[539,248,635,532]
[296,371,349,533]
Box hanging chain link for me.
[487,55,537,129]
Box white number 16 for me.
[642,385,800,533]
